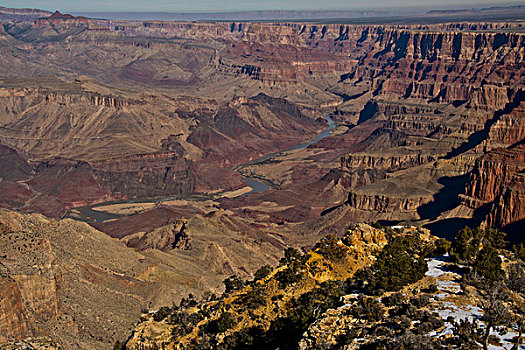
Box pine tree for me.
[474,246,504,282]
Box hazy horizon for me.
[2,0,524,13]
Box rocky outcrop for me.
[0,215,62,345]
[0,338,60,350]
[0,7,51,17]
[120,221,190,252]
[489,171,524,231]
[0,144,31,181]
[30,159,116,208]
[487,100,525,148]
[0,15,523,349]
[187,93,321,166]
[0,279,33,343]
[219,41,352,84]
[125,225,438,350]
[218,22,525,88]
[0,144,113,216]
[324,25,525,231]
[463,146,524,205]
[0,210,281,349]
[34,11,90,26]
[341,153,436,171]
[125,224,389,350]
[0,6,51,22]
[1,87,147,109]
[44,90,147,108]
[2,16,525,89]
[460,143,525,231]
[348,30,525,108]
[141,21,247,40]
[91,152,195,199]
[348,192,433,214]
[0,80,326,209]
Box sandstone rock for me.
[461,144,525,236]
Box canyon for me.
[0,6,524,349]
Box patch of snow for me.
[425,256,484,339]
[426,258,446,278]
[492,328,524,350]
[436,301,482,323]
[425,254,453,278]
[344,293,360,300]
[431,292,448,301]
[436,279,462,293]
[429,324,454,337]
[424,255,523,349]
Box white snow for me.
[424,255,523,349]
[425,255,462,294]
[426,258,445,277]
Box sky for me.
[2,0,524,13]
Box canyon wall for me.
[323,25,525,229]
[0,16,524,231]
[460,144,525,231]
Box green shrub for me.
[423,284,439,294]
[473,246,504,282]
[371,222,395,236]
[507,263,525,294]
[218,327,266,350]
[450,227,483,264]
[410,294,430,308]
[450,226,507,265]
[169,311,203,339]
[253,265,272,281]
[275,247,307,289]
[449,319,483,348]
[242,285,266,308]
[113,341,126,350]
[223,275,245,294]
[314,234,347,263]
[433,238,451,256]
[153,306,171,322]
[279,247,303,266]
[263,281,344,348]
[369,236,428,292]
[206,312,237,334]
[350,296,385,322]
[382,292,404,307]
[483,228,507,250]
[513,243,525,261]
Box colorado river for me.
[238,114,336,196]
[69,115,336,222]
